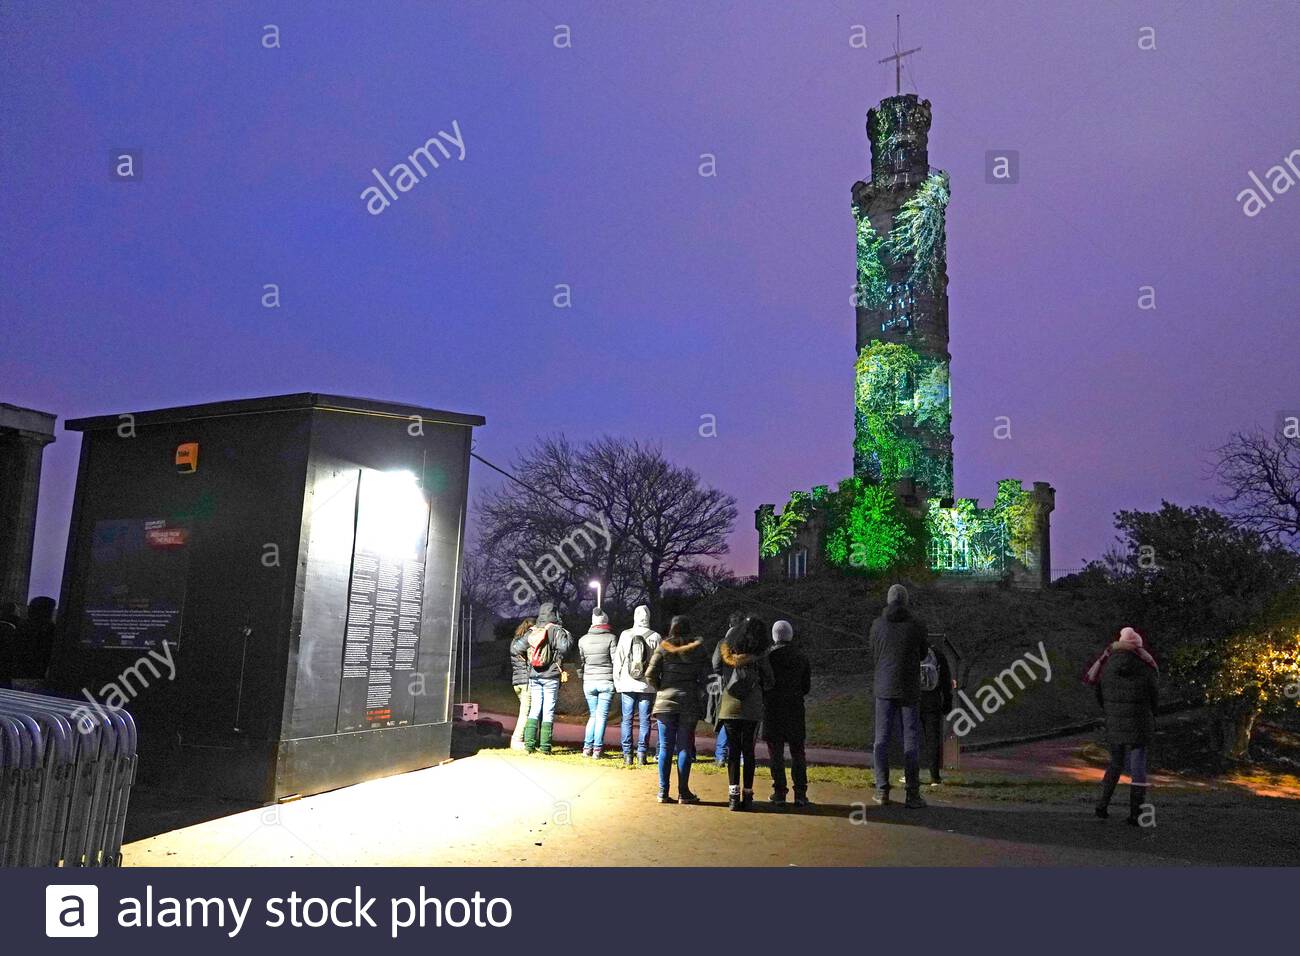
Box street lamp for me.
[588,579,602,611]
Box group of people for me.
[508,601,813,810]
[506,585,1159,823]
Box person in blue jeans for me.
[613,605,660,767]
[645,615,709,803]
[578,607,618,758]
[868,584,930,808]
[509,602,573,754]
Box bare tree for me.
[473,435,737,618]
[623,450,737,612]
[1214,428,1300,544]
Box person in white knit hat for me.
[763,620,813,806]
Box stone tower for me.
[850,93,953,499]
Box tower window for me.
[880,281,914,332]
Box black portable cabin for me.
[51,393,483,803]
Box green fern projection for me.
[823,477,923,572]
[887,171,949,293]
[854,207,889,310]
[757,490,813,558]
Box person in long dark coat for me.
[868,584,931,808]
[763,620,812,806]
[918,646,954,786]
[1094,627,1159,824]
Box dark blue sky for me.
[3,1,1298,600]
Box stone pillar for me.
[0,404,57,610]
[1031,482,1056,589]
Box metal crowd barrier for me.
[0,690,137,867]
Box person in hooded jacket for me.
[614,605,661,767]
[869,584,931,808]
[578,607,617,758]
[509,617,535,750]
[645,614,709,804]
[509,602,573,754]
[1093,627,1159,824]
[713,615,775,810]
[763,620,812,806]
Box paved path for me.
[122,751,1191,867]
[480,711,869,766]
[478,711,1191,783]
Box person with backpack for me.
[918,643,954,786]
[645,614,709,804]
[869,584,931,808]
[578,608,618,758]
[509,617,536,750]
[708,610,745,766]
[614,604,661,767]
[1092,627,1159,824]
[763,620,812,807]
[509,602,573,754]
[712,615,775,811]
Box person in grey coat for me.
[578,608,618,758]
[868,584,931,808]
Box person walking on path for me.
[510,603,573,754]
[614,605,661,767]
[1092,627,1159,825]
[508,617,535,750]
[645,614,709,804]
[578,608,618,758]
[707,611,744,766]
[763,620,812,807]
[869,584,931,808]
[713,616,774,811]
[918,643,954,786]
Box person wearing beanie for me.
[1093,626,1159,824]
[508,617,536,750]
[763,620,813,806]
[509,602,573,754]
[868,583,932,808]
[644,615,710,803]
[712,615,775,811]
[578,608,618,758]
[613,605,661,767]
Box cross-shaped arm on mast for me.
[878,15,920,96]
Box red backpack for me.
[527,624,555,669]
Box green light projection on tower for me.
[854,207,889,310]
[823,477,923,572]
[757,491,813,559]
[852,342,952,496]
[924,480,1040,574]
[887,171,949,292]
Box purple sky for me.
[3,1,1297,601]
